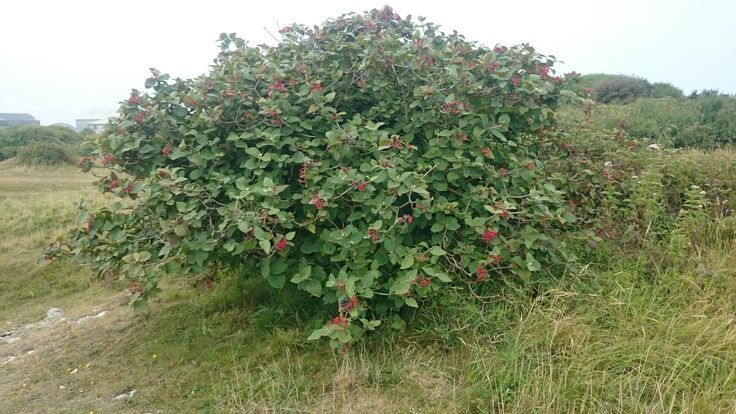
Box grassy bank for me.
[1,155,735,412]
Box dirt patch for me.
[0,294,156,413]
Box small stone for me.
[3,336,20,344]
[1,356,18,365]
[112,389,137,401]
[43,308,63,324]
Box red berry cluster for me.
[128,94,141,105]
[331,315,349,328]
[275,238,288,252]
[101,154,115,166]
[308,82,323,93]
[268,82,287,93]
[388,135,405,150]
[510,76,521,87]
[442,100,465,115]
[310,195,325,210]
[367,229,379,243]
[264,109,283,126]
[340,296,359,311]
[79,156,93,170]
[130,282,144,295]
[397,214,413,224]
[487,61,500,74]
[352,181,368,191]
[482,229,498,242]
[476,266,487,282]
[161,145,172,156]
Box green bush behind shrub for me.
[0,125,82,165]
[558,95,736,148]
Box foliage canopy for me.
[52,7,582,347]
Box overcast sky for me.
[2,0,734,126]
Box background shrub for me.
[52,7,583,348]
[578,73,655,103]
[15,142,76,165]
[651,82,683,98]
[558,95,736,148]
[0,125,81,164]
[589,74,651,103]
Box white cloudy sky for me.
[1,0,734,125]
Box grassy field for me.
[1,156,736,413]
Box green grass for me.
[2,159,736,412]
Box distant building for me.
[0,113,40,128]
[75,118,98,132]
[87,119,109,134]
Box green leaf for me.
[428,246,446,256]
[137,251,151,262]
[405,297,418,308]
[174,224,188,236]
[235,177,249,190]
[237,221,251,233]
[526,253,542,272]
[245,147,261,158]
[259,239,272,254]
[253,227,267,240]
[272,259,288,274]
[267,273,285,289]
[170,148,188,160]
[400,254,414,269]
[300,279,322,296]
[307,327,330,341]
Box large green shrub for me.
[51,7,582,347]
